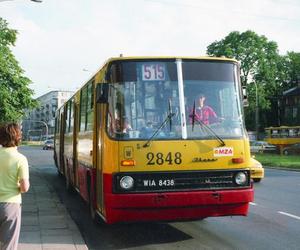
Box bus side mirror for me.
[96,83,109,103]
[242,86,249,107]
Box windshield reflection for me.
[106,60,244,140]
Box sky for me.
[0,0,300,98]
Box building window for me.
[293,107,298,118]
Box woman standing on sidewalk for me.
[0,123,30,250]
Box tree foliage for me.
[285,51,300,87]
[0,17,37,123]
[206,30,285,130]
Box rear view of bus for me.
[55,56,254,224]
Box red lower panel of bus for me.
[102,174,254,224]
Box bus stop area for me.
[18,164,87,250]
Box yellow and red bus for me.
[265,125,300,154]
[54,56,254,224]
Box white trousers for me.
[0,203,21,250]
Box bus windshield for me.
[106,59,245,140]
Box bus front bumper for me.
[103,175,254,224]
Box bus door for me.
[95,102,104,213]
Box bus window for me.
[107,61,180,140]
[183,61,243,139]
[271,129,279,138]
[65,99,74,133]
[69,98,74,133]
[65,102,70,133]
[80,86,88,131]
[86,82,94,131]
[79,81,94,132]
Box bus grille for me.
[113,170,250,193]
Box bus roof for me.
[104,56,238,63]
[265,126,300,130]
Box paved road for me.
[20,146,300,250]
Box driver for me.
[189,93,219,125]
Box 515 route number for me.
[146,152,182,165]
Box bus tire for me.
[65,167,74,193]
[57,169,63,178]
[89,189,96,220]
[253,178,261,183]
[87,176,98,222]
[87,182,105,225]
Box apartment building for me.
[23,90,74,140]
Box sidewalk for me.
[18,165,88,250]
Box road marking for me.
[278,211,300,220]
[250,202,257,206]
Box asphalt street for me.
[20,146,300,250]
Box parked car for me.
[282,143,300,155]
[42,139,54,150]
[249,157,264,183]
[250,140,277,153]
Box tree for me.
[207,30,282,131]
[286,52,300,87]
[0,17,37,123]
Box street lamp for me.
[254,82,259,140]
[23,120,48,140]
[0,0,42,2]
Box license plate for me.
[142,179,175,187]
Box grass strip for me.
[254,153,300,170]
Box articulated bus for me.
[54,56,254,224]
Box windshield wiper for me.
[143,100,176,148]
[192,100,196,131]
[190,110,225,147]
[168,99,173,131]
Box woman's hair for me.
[0,123,22,147]
[197,93,205,99]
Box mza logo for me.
[213,147,233,157]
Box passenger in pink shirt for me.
[189,93,218,125]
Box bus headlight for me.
[120,176,134,190]
[235,172,247,185]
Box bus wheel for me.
[87,177,104,224]
[57,169,63,178]
[89,189,96,220]
[87,177,97,222]
[65,168,74,193]
[253,178,261,183]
